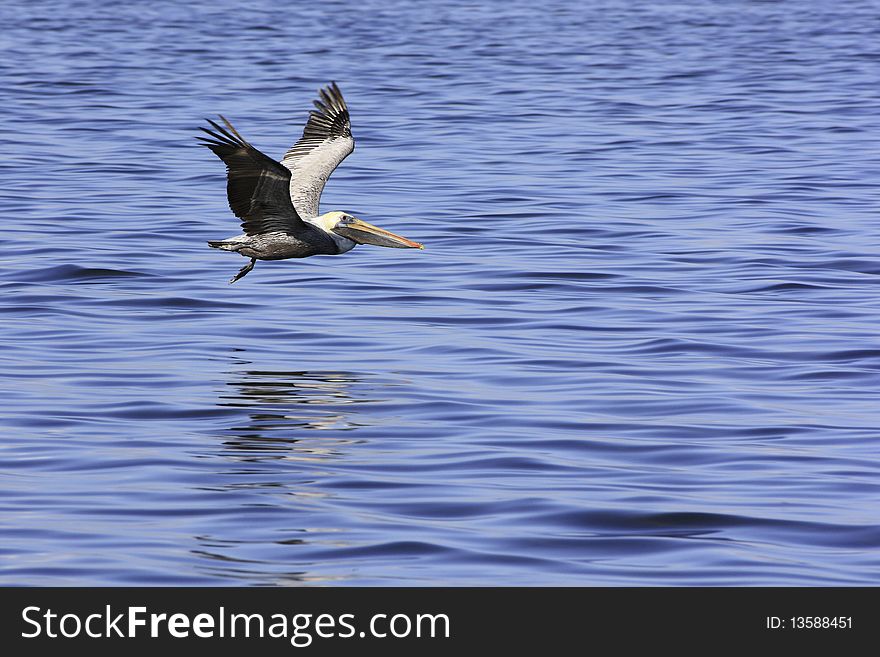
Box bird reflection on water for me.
[216,369,379,458]
[191,368,397,583]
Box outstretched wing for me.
[198,116,306,236]
[281,82,355,218]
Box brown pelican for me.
[198,82,423,283]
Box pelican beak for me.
[333,218,424,249]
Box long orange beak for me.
[334,218,424,249]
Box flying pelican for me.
[198,82,423,283]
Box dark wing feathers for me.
[197,116,305,236]
[281,82,355,218]
[285,81,352,158]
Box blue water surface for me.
[2,0,880,585]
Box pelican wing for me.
[281,82,355,218]
[198,116,306,236]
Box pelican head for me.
[320,211,424,249]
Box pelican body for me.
[199,82,423,283]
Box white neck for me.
[308,211,356,254]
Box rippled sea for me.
[2,0,880,585]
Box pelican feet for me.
[229,257,256,284]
